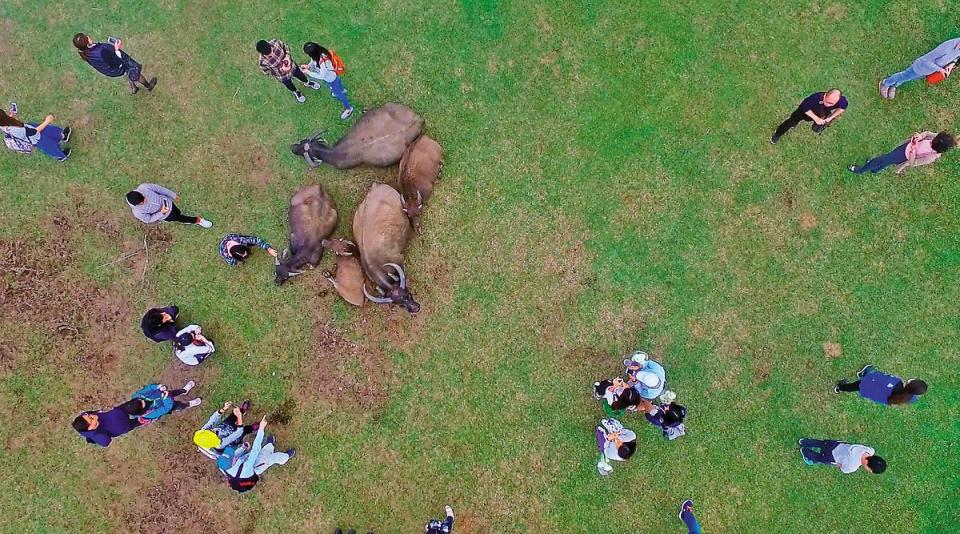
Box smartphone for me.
[8,102,17,114]
[107,36,119,45]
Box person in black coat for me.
[73,33,157,94]
[141,305,179,342]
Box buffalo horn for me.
[383,263,407,288]
[363,284,392,304]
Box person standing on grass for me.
[219,233,278,266]
[72,33,157,94]
[678,499,702,534]
[126,183,213,228]
[140,305,180,342]
[218,416,295,493]
[798,438,886,474]
[1,108,72,161]
[770,89,847,144]
[72,381,201,447]
[257,39,319,104]
[847,131,955,175]
[835,364,927,405]
[301,42,354,120]
[424,506,455,534]
[880,38,960,99]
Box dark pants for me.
[773,109,814,138]
[281,69,310,92]
[837,380,860,392]
[799,438,841,464]
[426,516,454,534]
[167,388,191,412]
[164,204,199,225]
[852,143,909,174]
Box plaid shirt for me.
[258,39,294,80]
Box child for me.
[172,325,215,366]
[835,365,926,405]
[301,42,354,120]
[595,418,637,475]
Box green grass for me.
[1,0,959,532]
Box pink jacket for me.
[895,131,941,174]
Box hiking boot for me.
[183,380,196,392]
[265,434,276,447]
[679,499,693,520]
[146,77,158,91]
[857,364,873,378]
[294,91,306,103]
[129,82,139,95]
[834,380,846,393]
[286,448,296,459]
[58,148,71,162]
[847,164,858,173]
[188,398,203,408]
[61,126,72,143]
[305,81,322,90]
[879,80,889,99]
[197,218,213,228]
[340,107,354,120]
[770,134,780,144]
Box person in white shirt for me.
[301,42,354,120]
[798,438,886,474]
[172,325,215,366]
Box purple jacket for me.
[77,404,141,447]
[859,371,917,405]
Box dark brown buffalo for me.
[275,184,338,285]
[291,103,423,169]
[397,134,443,234]
[352,183,419,313]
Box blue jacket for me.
[630,361,666,400]
[859,371,917,405]
[912,38,960,75]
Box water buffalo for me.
[322,252,365,306]
[275,184,338,285]
[291,103,423,169]
[398,135,443,234]
[353,183,419,313]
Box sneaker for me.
[847,164,857,173]
[146,77,158,91]
[445,505,454,520]
[834,380,843,393]
[58,148,71,162]
[878,80,889,99]
[188,398,203,408]
[799,448,814,466]
[679,499,693,520]
[857,364,873,378]
[294,91,306,103]
[265,434,276,447]
[61,127,72,143]
[305,81,321,90]
[770,134,780,145]
[592,382,602,400]
[183,380,196,392]
[286,448,296,458]
[239,399,251,413]
[340,107,354,120]
[888,86,896,99]
[197,218,213,229]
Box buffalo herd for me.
[278,103,442,315]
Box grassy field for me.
[1,0,959,532]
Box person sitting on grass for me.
[218,416,295,493]
[219,233,278,266]
[0,107,72,161]
[593,377,643,418]
[595,418,637,475]
[73,381,201,447]
[140,305,180,342]
[835,365,927,406]
[194,400,259,458]
[643,391,687,440]
[172,324,215,366]
[623,351,666,402]
[848,131,955,175]
[424,505,456,534]
[798,438,886,474]
[880,37,960,99]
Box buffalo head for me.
[363,263,420,314]
[290,137,327,168]
[274,249,304,286]
[400,191,424,234]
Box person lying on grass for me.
[798,438,886,474]
[835,364,927,406]
[848,131,955,175]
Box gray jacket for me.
[128,183,176,224]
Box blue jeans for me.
[681,509,702,534]
[799,438,841,464]
[326,77,352,109]
[852,142,908,174]
[882,66,924,88]
[28,123,67,159]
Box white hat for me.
[623,350,648,368]
[635,371,662,389]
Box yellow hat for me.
[193,429,221,449]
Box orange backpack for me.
[328,50,345,75]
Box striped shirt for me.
[128,183,176,224]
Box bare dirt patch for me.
[822,341,842,358]
[799,212,818,233]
